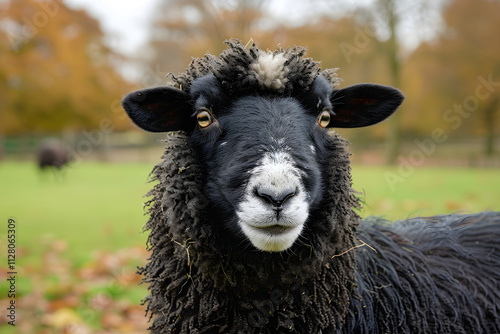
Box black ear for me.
[328,83,404,128]
[121,87,192,132]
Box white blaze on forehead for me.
[250,51,289,91]
[256,151,294,174]
[248,151,305,189]
[236,151,309,252]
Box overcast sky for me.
[65,0,159,54]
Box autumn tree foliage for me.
[0,0,133,135]
[402,0,500,155]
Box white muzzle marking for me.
[237,151,309,252]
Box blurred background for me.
[0,0,499,333]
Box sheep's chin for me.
[239,222,304,252]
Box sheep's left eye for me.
[197,109,215,128]
[318,110,331,128]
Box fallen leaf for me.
[101,310,123,329]
[48,295,80,311]
[44,307,82,328]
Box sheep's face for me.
[189,76,328,252]
[122,74,403,252]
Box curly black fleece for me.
[138,41,500,333]
[347,213,500,333]
[169,39,340,97]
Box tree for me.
[403,0,500,156]
[305,0,445,163]
[0,0,133,135]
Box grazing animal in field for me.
[37,139,69,169]
[122,40,500,333]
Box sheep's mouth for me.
[254,224,294,235]
[240,221,304,251]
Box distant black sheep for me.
[37,139,69,169]
[122,40,500,333]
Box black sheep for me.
[37,139,69,169]
[121,40,500,333]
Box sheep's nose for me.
[255,187,296,210]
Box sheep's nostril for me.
[255,187,296,209]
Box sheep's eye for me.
[197,109,215,128]
[318,110,331,128]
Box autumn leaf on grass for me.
[43,307,82,328]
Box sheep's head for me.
[122,42,403,252]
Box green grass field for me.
[351,165,500,220]
[0,161,153,333]
[1,161,152,266]
[0,161,499,333]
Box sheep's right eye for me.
[318,110,331,128]
[197,109,215,128]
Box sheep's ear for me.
[328,83,404,128]
[121,87,192,132]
